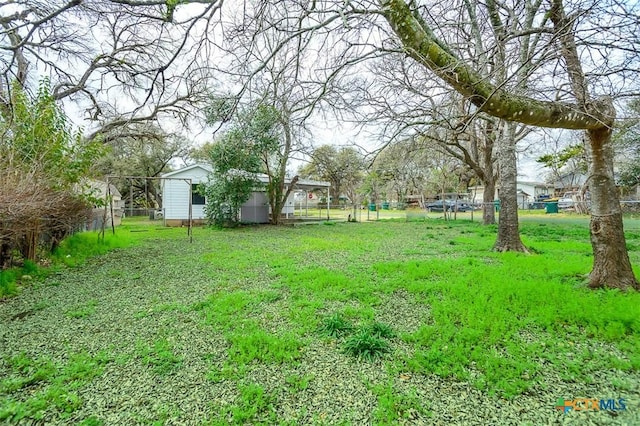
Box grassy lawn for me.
[1,217,639,424]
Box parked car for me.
[558,192,577,209]
[426,200,473,212]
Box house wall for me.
[517,183,533,199]
[517,183,551,199]
[517,193,528,209]
[239,191,296,223]
[163,167,210,220]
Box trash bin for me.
[545,202,559,214]
[369,203,376,211]
[494,200,501,212]
[382,202,390,210]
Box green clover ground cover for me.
[0,217,639,424]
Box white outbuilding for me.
[161,164,330,226]
[161,164,212,226]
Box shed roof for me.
[162,164,330,191]
[161,163,212,178]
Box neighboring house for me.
[161,164,330,225]
[86,179,125,230]
[517,181,555,201]
[469,181,554,208]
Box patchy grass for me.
[1,217,640,423]
[0,270,19,298]
[52,230,136,267]
[226,327,303,366]
[369,381,430,423]
[0,352,112,422]
[0,260,44,298]
[208,383,278,425]
[1,230,141,298]
[65,300,98,319]
[136,338,183,375]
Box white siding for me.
[162,166,211,220]
[516,183,535,198]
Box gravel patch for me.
[1,234,639,425]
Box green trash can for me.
[545,202,558,214]
[382,202,390,210]
[494,200,501,212]
[369,203,376,211]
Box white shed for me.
[161,164,212,226]
[161,164,331,226]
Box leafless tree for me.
[231,0,639,288]
[380,0,640,288]
[209,0,358,223]
[350,0,551,238]
[0,0,223,136]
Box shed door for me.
[241,192,269,224]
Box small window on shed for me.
[192,184,205,205]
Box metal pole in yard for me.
[144,178,148,218]
[327,188,330,220]
[187,179,193,243]
[129,179,133,218]
[109,183,115,235]
[100,177,109,242]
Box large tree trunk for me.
[587,126,639,290]
[269,116,297,226]
[547,0,638,290]
[494,123,527,252]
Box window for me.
[192,184,205,205]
